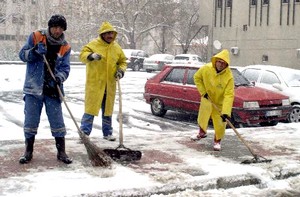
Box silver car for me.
[143,54,174,73]
[241,65,300,123]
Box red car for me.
[144,64,292,127]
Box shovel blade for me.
[103,148,142,162]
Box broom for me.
[43,55,112,167]
[207,97,272,164]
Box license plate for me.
[266,110,282,116]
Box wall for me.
[207,0,300,69]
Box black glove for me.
[35,42,46,55]
[221,114,230,122]
[203,93,209,99]
[87,53,101,61]
[115,69,124,79]
[55,76,62,86]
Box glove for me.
[87,53,101,61]
[203,93,209,99]
[35,42,46,55]
[115,69,124,79]
[55,76,62,86]
[221,114,230,122]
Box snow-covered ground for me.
[0,63,299,197]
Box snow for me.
[0,63,300,197]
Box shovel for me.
[207,98,272,164]
[103,78,142,162]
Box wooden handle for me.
[208,98,257,157]
[42,55,82,135]
[117,78,124,146]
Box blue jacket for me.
[19,30,71,96]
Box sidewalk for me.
[1,131,299,196]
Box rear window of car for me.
[186,68,197,85]
[164,68,185,83]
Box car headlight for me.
[282,99,290,106]
[243,101,259,108]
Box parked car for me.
[144,64,292,127]
[172,54,205,65]
[123,49,148,71]
[240,65,300,123]
[143,54,175,73]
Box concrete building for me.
[200,0,300,69]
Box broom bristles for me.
[80,132,112,167]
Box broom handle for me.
[207,98,257,158]
[42,55,82,135]
[117,78,124,146]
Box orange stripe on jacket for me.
[33,31,70,57]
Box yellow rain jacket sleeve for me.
[194,49,234,139]
[80,22,127,116]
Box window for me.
[263,0,269,4]
[217,0,222,8]
[226,0,232,7]
[282,0,289,3]
[0,13,5,24]
[232,69,251,85]
[174,56,189,61]
[242,69,260,82]
[250,0,257,5]
[164,68,185,84]
[186,69,197,85]
[262,55,268,62]
[261,71,280,85]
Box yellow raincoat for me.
[194,49,234,140]
[79,22,127,116]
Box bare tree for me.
[169,0,208,55]
[0,0,209,60]
[145,0,179,54]
[102,0,165,49]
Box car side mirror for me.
[272,83,283,91]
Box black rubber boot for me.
[19,136,35,164]
[55,137,72,164]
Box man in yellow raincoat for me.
[192,49,234,151]
[79,21,127,141]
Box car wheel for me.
[259,121,278,127]
[288,105,300,123]
[151,98,167,117]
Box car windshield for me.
[231,68,251,86]
[174,56,189,61]
[281,72,300,87]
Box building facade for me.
[200,0,300,69]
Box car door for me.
[160,67,186,109]
[180,67,200,112]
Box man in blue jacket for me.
[18,14,72,164]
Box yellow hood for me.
[211,49,230,67]
[98,21,117,40]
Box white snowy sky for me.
[0,63,299,197]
